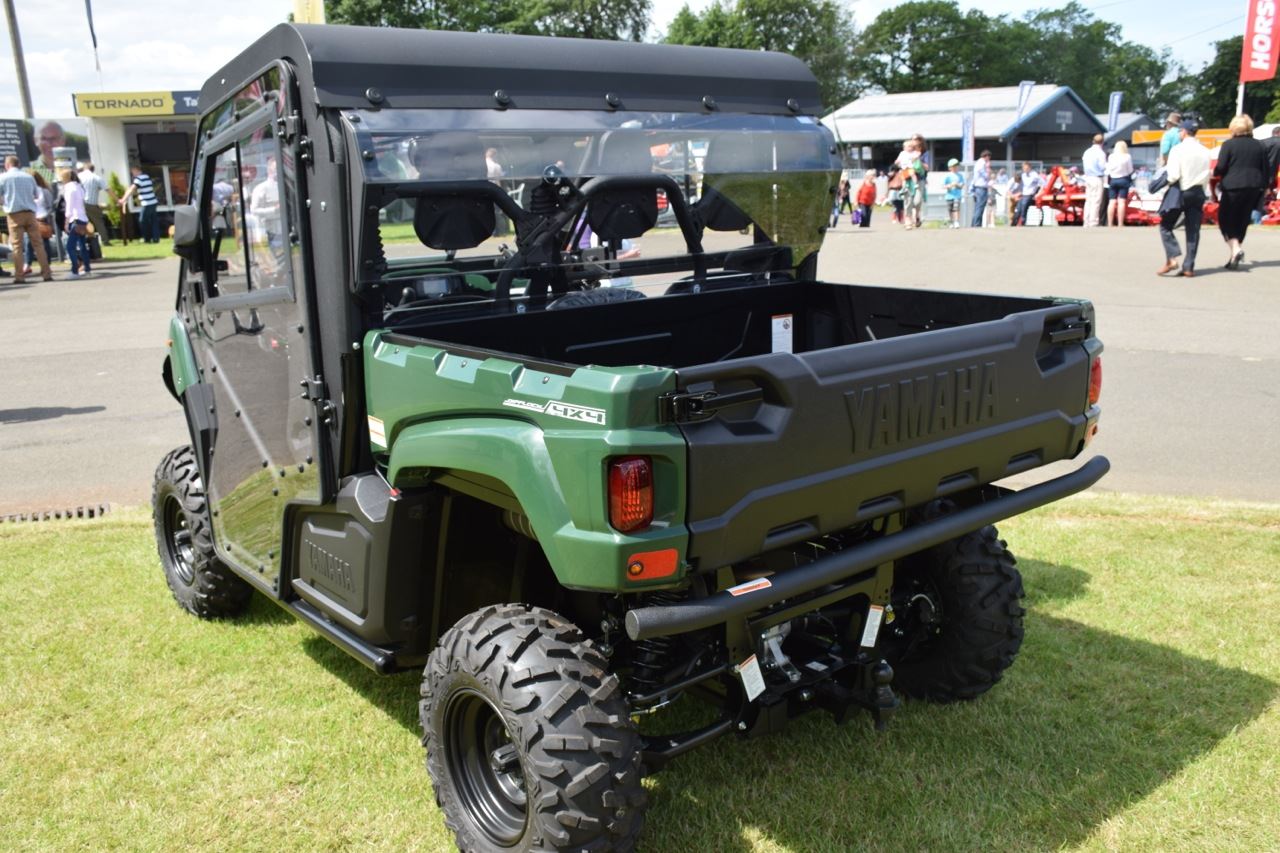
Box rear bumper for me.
[624,455,1110,641]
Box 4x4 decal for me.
[502,398,607,426]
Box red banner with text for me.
[1241,0,1280,82]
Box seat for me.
[587,133,659,242]
[410,133,496,251]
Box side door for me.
[189,67,323,589]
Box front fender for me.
[387,418,689,591]
[165,315,200,400]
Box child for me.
[943,158,964,229]
[856,170,876,228]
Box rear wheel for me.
[152,446,251,618]
[422,604,646,851]
[883,525,1024,702]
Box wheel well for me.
[429,485,586,642]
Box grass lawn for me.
[1,494,1276,851]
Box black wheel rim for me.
[443,687,528,846]
[163,495,197,586]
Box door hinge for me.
[277,113,302,140]
[658,387,764,424]
[299,375,335,425]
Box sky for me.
[0,0,1251,118]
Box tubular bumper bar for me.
[625,455,1110,641]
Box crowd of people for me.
[828,114,1280,279]
[0,118,165,282]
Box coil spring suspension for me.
[628,589,688,701]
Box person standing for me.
[60,169,91,278]
[1157,120,1211,277]
[901,163,921,230]
[831,176,852,227]
[119,164,160,243]
[970,150,992,228]
[26,172,56,273]
[855,170,876,228]
[1159,112,1182,166]
[1213,115,1268,270]
[1014,162,1042,226]
[1105,140,1135,226]
[943,158,964,229]
[0,156,53,283]
[1081,134,1107,227]
[77,162,111,246]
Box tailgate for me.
[671,301,1098,569]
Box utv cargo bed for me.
[385,280,1101,568]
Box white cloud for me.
[0,0,291,116]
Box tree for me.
[1176,36,1280,126]
[663,0,861,110]
[854,2,1007,93]
[328,0,651,40]
[854,1,1186,116]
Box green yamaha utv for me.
[154,23,1107,851]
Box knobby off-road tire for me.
[152,446,251,619]
[421,604,646,852]
[886,525,1024,702]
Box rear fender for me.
[386,418,688,591]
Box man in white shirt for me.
[1157,121,1212,277]
[76,162,111,245]
[1081,134,1107,227]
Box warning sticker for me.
[736,654,766,702]
[860,604,885,648]
[368,416,387,448]
[771,314,793,354]
[727,577,772,597]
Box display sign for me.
[961,109,975,163]
[1241,0,1279,83]
[0,119,30,162]
[72,91,200,117]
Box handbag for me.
[37,219,53,240]
[69,220,88,237]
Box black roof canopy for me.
[200,24,823,118]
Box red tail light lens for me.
[1089,357,1103,406]
[608,456,653,533]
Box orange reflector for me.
[608,456,653,533]
[624,548,678,582]
[1089,358,1103,405]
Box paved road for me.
[1,222,1277,515]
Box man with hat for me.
[1157,119,1211,278]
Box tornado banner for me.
[1241,0,1279,83]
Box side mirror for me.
[172,204,200,263]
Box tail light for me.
[608,456,653,533]
[1088,357,1103,406]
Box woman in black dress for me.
[1214,114,1268,270]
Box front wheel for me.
[883,525,1024,702]
[421,604,646,851]
[152,445,251,619]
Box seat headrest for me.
[588,132,658,242]
[408,132,496,250]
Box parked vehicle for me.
[155,24,1108,851]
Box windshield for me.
[348,109,838,321]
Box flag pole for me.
[2,0,35,119]
[1236,83,1245,116]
